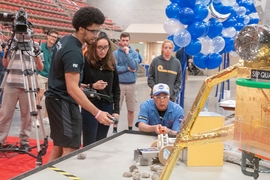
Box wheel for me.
[151,140,158,147]
[158,145,174,165]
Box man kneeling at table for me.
[135,83,184,135]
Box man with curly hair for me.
[45,7,114,161]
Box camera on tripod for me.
[0,8,38,53]
[14,8,29,34]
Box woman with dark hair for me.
[81,32,120,146]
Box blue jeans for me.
[81,100,113,147]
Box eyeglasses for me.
[153,95,169,100]
[97,46,109,51]
[49,35,58,39]
[84,27,100,35]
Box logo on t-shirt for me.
[73,64,78,68]
[56,41,62,51]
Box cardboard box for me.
[182,112,224,166]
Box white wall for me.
[88,0,170,30]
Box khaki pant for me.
[0,86,31,145]
[119,83,136,111]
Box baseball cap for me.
[153,83,170,96]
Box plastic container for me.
[234,78,270,158]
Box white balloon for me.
[235,6,246,16]
[232,2,239,9]
[173,29,191,47]
[243,15,250,24]
[163,18,185,35]
[199,36,213,55]
[221,0,236,6]
[196,0,211,6]
[212,36,225,53]
[249,12,259,19]
[222,27,237,38]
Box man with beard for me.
[45,7,114,161]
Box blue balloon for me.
[239,1,253,11]
[229,9,237,18]
[178,7,194,25]
[234,22,245,31]
[187,21,207,39]
[167,35,181,52]
[186,39,202,56]
[165,3,180,19]
[193,4,208,21]
[178,0,196,8]
[206,53,222,69]
[249,4,257,14]
[193,53,207,69]
[170,0,180,3]
[222,6,233,14]
[235,15,245,24]
[222,17,237,28]
[207,18,223,38]
[212,2,223,14]
[223,37,234,53]
[213,2,232,14]
[248,18,260,25]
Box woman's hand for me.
[93,80,108,90]
[80,83,89,90]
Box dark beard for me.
[85,39,95,45]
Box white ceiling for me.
[124,24,168,42]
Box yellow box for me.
[182,112,224,166]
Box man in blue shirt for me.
[135,83,184,135]
[113,32,139,133]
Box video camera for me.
[0,8,39,54]
[0,8,32,34]
[14,8,29,34]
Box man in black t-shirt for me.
[45,7,114,161]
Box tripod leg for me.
[20,51,48,165]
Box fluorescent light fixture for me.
[156,41,163,43]
[139,42,144,44]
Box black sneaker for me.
[112,130,117,135]
[19,144,30,151]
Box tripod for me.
[0,37,48,167]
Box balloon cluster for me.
[164,0,260,69]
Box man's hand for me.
[155,124,163,134]
[123,46,129,54]
[112,113,120,119]
[96,111,114,126]
[128,67,136,72]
